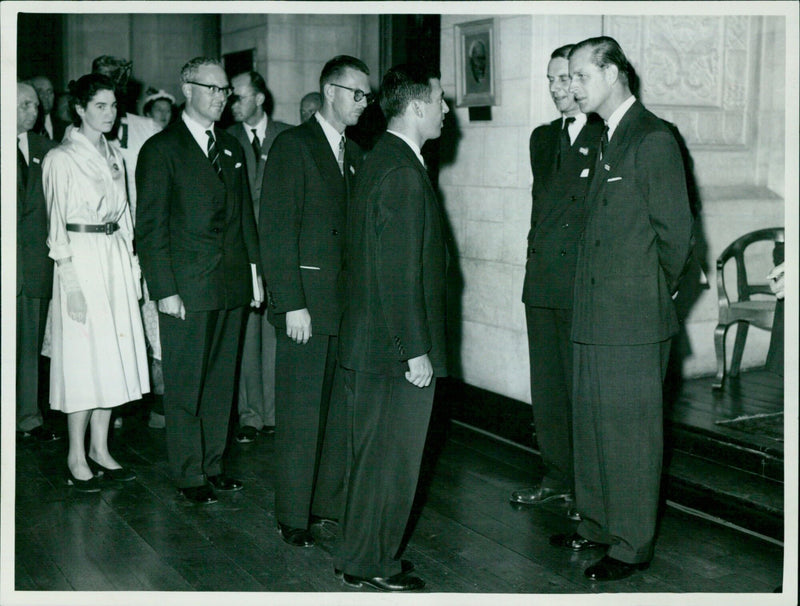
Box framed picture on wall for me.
[454,18,497,107]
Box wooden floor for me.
[11,390,788,603]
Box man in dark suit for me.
[136,57,263,504]
[16,81,60,442]
[259,55,370,547]
[561,37,693,581]
[334,63,449,592]
[228,70,291,443]
[30,76,69,142]
[512,45,603,521]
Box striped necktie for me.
[206,129,223,180]
[556,116,575,170]
[337,135,345,176]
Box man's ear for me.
[411,99,424,118]
[180,82,192,103]
[604,63,619,87]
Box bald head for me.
[30,76,55,113]
[18,82,39,134]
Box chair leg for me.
[729,321,750,378]
[713,323,728,390]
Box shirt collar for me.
[563,112,587,145]
[182,111,216,155]
[315,111,345,160]
[243,113,268,142]
[606,95,636,142]
[18,132,29,163]
[386,130,425,167]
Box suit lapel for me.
[175,121,227,198]
[305,119,345,193]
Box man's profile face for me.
[31,77,55,113]
[18,84,40,134]
[547,57,579,116]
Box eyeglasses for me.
[329,83,374,103]
[186,81,233,98]
[229,93,256,104]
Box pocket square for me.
[579,147,589,156]
[607,176,622,182]
[33,157,41,164]
[580,168,590,178]
[261,154,268,161]
[223,149,233,156]
[604,163,611,171]
[235,162,242,168]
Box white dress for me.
[43,129,150,412]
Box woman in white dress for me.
[43,73,150,492]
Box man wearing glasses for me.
[227,71,291,445]
[136,57,263,504]
[259,55,370,547]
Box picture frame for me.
[454,18,497,107]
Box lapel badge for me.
[604,164,611,171]
[261,154,268,161]
[235,162,242,168]
[349,165,355,175]
[33,157,41,164]
[223,148,233,157]
[579,147,589,156]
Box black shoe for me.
[335,560,414,580]
[278,523,314,547]
[179,484,218,504]
[509,485,573,506]
[566,505,582,522]
[87,456,137,481]
[235,426,258,443]
[549,532,606,552]
[584,555,649,581]
[259,425,275,435]
[65,466,101,493]
[207,474,243,492]
[23,426,62,442]
[342,570,425,592]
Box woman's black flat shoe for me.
[88,457,136,482]
[66,467,101,493]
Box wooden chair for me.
[713,227,784,390]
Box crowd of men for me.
[17,35,694,590]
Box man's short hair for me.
[570,36,639,97]
[234,70,273,114]
[180,57,223,84]
[550,44,575,61]
[379,63,441,121]
[319,55,370,91]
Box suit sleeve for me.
[375,166,431,362]
[258,132,306,313]
[135,138,178,300]
[637,130,693,292]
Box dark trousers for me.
[525,305,574,491]
[334,368,435,579]
[160,307,244,488]
[17,293,48,432]
[573,340,671,564]
[274,332,346,528]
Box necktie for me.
[18,139,29,188]
[206,129,223,180]
[337,135,345,176]
[251,128,261,160]
[598,124,609,161]
[557,116,575,170]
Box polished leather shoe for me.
[207,474,243,492]
[584,555,649,581]
[342,570,425,592]
[259,425,275,435]
[88,457,136,481]
[566,506,582,522]
[23,426,62,442]
[335,559,414,579]
[235,426,258,443]
[549,532,606,552]
[278,523,314,547]
[510,485,572,505]
[179,484,218,504]
[66,467,101,493]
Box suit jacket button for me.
[561,223,569,229]
[571,195,577,201]
[591,277,595,285]
[331,229,339,236]
[560,249,566,256]
[212,227,221,233]
[530,247,536,254]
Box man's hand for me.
[767,262,785,300]
[286,308,312,344]
[158,294,186,320]
[251,276,265,308]
[405,354,433,388]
